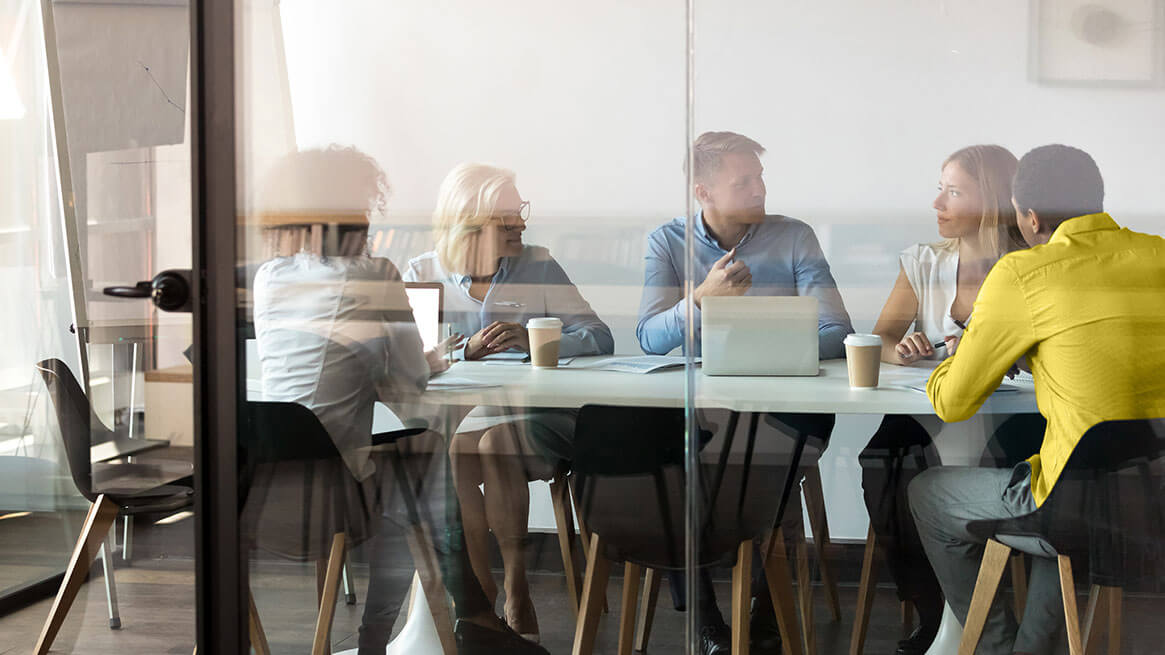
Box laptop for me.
[700,296,819,376]
[404,282,444,351]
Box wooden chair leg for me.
[802,467,841,621]
[1010,552,1027,622]
[1106,587,1121,655]
[634,567,662,652]
[849,524,878,655]
[732,540,753,655]
[762,527,804,655]
[796,535,816,655]
[248,589,272,655]
[311,533,346,655]
[574,504,608,614]
[551,473,583,618]
[315,557,328,605]
[34,495,120,655]
[1082,584,1107,655]
[900,601,913,634]
[572,533,613,655]
[1058,554,1084,655]
[618,562,643,655]
[957,538,1012,655]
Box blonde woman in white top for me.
[862,145,1028,655]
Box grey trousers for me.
[909,465,1064,655]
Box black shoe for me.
[454,618,550,655]
[895,623,939,655]
[750,607,783,655]
[699,621,731,655]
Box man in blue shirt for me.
[638,132,853,655]
[637,131,852,357]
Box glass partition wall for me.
[232,1,698,653]
[3,1,1165,654]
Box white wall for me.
[275,0,1165,537]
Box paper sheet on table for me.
[426,377,501,390]
[478,352,527,361]
[484,357,575,366]
[881,365,1021,395]
[563,355,699,374]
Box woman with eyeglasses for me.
[404,162,613,640]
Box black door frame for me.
[191,0,246,652]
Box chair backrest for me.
[980,417,1165,587]
[570,405,798,570]
[35,358,113,501]
[570,405,687,568]
[241,401,343,464]
[239,401,377,561]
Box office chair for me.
[33,359,194,655]
[240,400,455,655]
[958,417,1165,655]
[568,405,807,655]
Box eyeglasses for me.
[495,201,531,230]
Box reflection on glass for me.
[404,162,613,640]
[248,148,553,654]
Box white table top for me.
[416,357,1037,415]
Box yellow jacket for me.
[927,213,1165,505]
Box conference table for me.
[370,356,1037,655]
[400,356,1036,414]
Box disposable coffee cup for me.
[844,333,882,389]
[527,317,563,368]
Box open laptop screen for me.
[404,282,444,351]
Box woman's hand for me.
[895,331,935,363]
[465,321,529,360]
[425,333,464,376]
[944,334,961,357]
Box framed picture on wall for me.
[1029,0,1165,86]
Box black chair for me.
[240,400,455,655]
[568,405,808,655]
[764,412,840,655]
[33,359,193,655]
[959,418,1165,655]
[851,413,1046,655]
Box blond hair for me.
[939,145,1025,260]
[257,146,388,259]
[432,163,517,273]
[691,131,766,183]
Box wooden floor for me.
[3,516,1165,654]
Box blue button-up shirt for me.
[404,245,614,358]
[637,212,853,357]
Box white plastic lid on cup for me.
[527,317,563,329]
[844,333,882,347]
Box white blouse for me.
[899,242,965,358]
[899,242,992,466]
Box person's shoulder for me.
[254,257,281,279]
[254,255,307,286]
[404,250,441,280]
[1120,226,1165,249]
[902,240,954,262]
[763,215,819,242]
[648,216,687,242]
[519,244,553,261]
